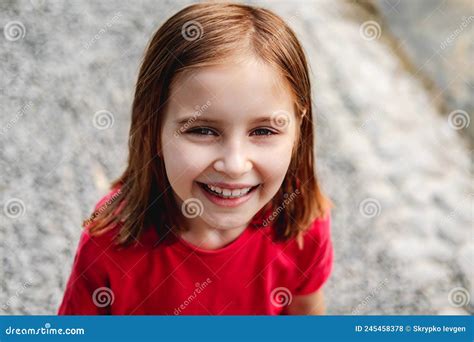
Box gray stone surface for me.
[0,0,472,314]
[376,0,474,142]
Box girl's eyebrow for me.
[175,116,273,125]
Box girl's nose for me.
[213,142,252,178]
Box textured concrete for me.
[377,0,474,142]
[0,0,472,314]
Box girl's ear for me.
[292,109,305,154]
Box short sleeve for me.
[294,210,334,295]
[57,230,111,315]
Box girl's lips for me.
[196,182,260,208]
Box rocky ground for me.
[0,0,472,314]
[376,0,474,142]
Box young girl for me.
[58,2,333,315]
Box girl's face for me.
[161,58,298,232]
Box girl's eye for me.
[187,127,218,136]
[186,127,277,137]
[251,128,277,136]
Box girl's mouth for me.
[196,182,260,208]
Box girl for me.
[58,2,333,315]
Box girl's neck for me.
[179,222,248,250]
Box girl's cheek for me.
[256,141,294,171]
[163,142,215,180]
[175,142,216,167]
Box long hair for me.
[87,2,332,247]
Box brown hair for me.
[87,2,332,247]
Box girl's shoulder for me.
[278,209,332,258]
[304,208,332,242]
[80,187,125,247]
[92,186,123,212]
[82,186,162,250]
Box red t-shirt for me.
[58,191,334,315]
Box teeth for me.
[204,184,253,198]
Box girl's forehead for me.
[167,61,294,118]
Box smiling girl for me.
[58,2,333,315]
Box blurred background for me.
[0,0,472,314]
